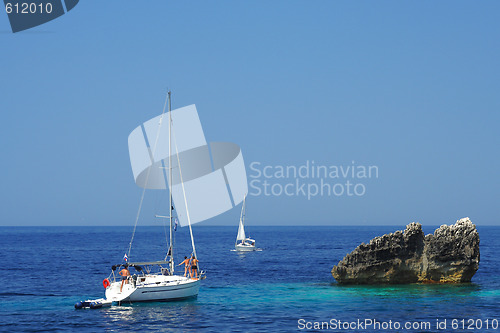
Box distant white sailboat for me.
[235,195,256,251]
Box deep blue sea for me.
[0,225,499,332]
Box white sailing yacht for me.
[95,91,248,305]
[104,91,201,303]
[235,195,256,251]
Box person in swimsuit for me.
[119,265,131,292]
[190,256,199,279]
[178,256,191,277]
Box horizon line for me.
[1,224,498,227]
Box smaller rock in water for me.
[331,217,480,284]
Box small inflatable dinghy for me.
[74,298,112,309]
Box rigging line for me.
[160,160,170,249]
[172,126,197,260]
[127,92,170,258]
[152,182,169,248]
[162,196,169,255]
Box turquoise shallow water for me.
[0,226,499,332]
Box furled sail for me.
[128,104,248,227]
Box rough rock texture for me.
[331,218,480,284]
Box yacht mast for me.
[168,91,174,273]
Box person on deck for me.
[178,256,191,277]
[190,256,199,279]
[119,265,131,292]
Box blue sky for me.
[0,1,499,226]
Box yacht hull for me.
[106,275,200,303]
[235,244,256,251]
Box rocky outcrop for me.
[331,218,480,284]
